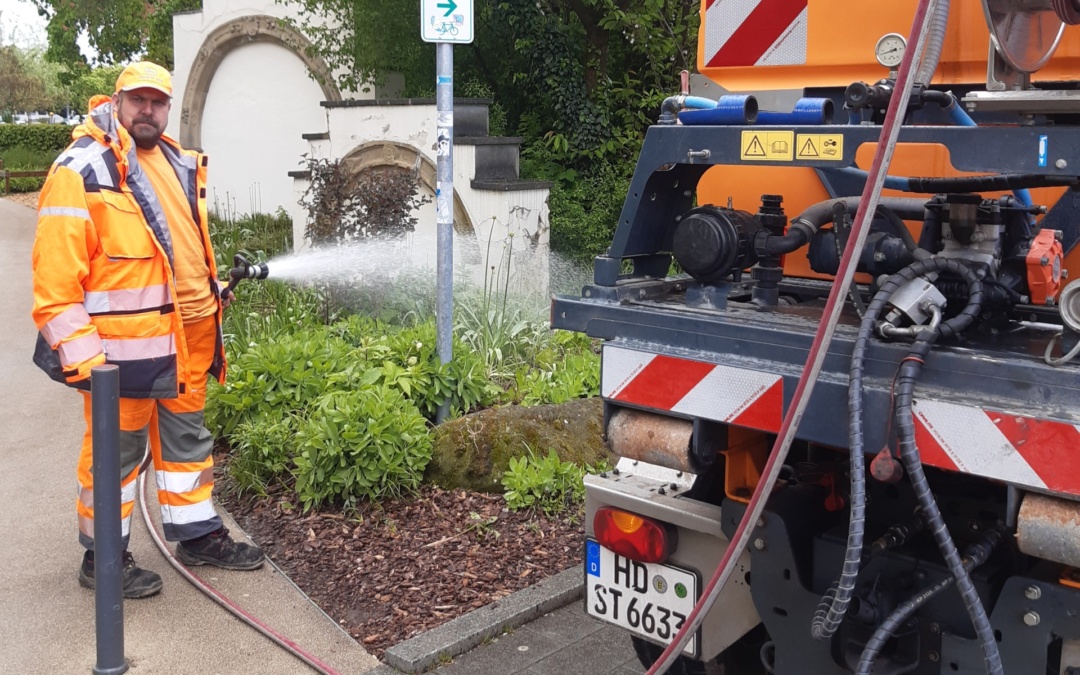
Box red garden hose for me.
[137,472,345,675]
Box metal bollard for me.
[90,365,129,675]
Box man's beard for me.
[129,118,162,150]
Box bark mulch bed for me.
[220,483,585,661]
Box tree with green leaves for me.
[0,44,74,114]
[31,0,199,73]
[0,46,50,113]
[283,0,698,164]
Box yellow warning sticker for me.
[796,134,844,161]
[741,130,794,161]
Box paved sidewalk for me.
[0,197,379,675]
[432,603,644,675]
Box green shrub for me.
[514,350,599,405]
[1,145,57,193]
[205,330,356,436]
[226,408,300,497]
[293,386,433,510]
[0,125,72,154]
[502,448,608,516]
[547,162,631,265]
[332,316,501,419]
[455,283,548,377]
[219,280,333,359]
[510,330,599,404]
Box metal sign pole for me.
[422,0,471,423]
[435,43,453,424]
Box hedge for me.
[0,125,74,154]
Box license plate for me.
[585,538,699,657]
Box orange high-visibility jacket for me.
[31,95,226,398]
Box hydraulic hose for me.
[828,167,1075,195]
[855,524,1004,675]
[643,1,939,672]
[812,257,980,643]
[883,258,1002,674]
[812,255,925,641]
[789,199,922,262]
[136,472,344,675]
[905,173,1074,194]
[757,221,814,256]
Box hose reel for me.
[982,0,1073,75]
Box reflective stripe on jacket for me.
[31,95,226,398]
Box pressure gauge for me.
[875,33,907,69]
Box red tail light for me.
[593,507,676,564]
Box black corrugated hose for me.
[855,524,1005,675]
[888,259,1002,675]
[812,251,931,641]
[812,255,997,675]
[810,272,873,637]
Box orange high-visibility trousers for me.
[75,315,222,548]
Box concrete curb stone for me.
[377,566,584,673]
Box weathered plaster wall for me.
[170,0,356,214]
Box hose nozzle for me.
[221,253,269,298]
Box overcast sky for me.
[0,0,48,49]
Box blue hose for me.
[677,95,758,125]
[756,98,834,125]
[681,96,719,110]
[832,167,910,191]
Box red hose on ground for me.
[137,473,345,675]
[644,2,938,672]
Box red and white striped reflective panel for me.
[704,0,809,68]
[913,399,1080,496]
[602,346,782,432]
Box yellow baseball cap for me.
[115,61,173,97]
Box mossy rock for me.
[426,397,613,493]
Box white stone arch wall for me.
[170,2,367,215]
[339,140,475,237]
[177,14,341,151]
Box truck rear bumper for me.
[583,459,761,661]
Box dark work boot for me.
[175,526,265,570]
[79,550,164,599]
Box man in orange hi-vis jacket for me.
[31,61,264,599]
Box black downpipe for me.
[793,197,928,232]
[758,198,926,258]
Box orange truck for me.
[553,1,1080,673]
